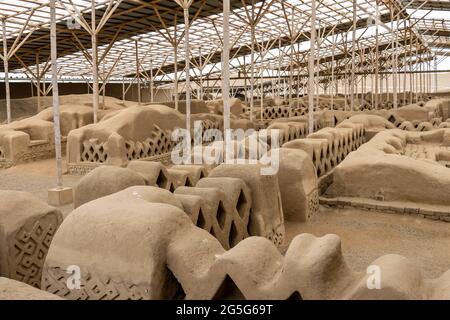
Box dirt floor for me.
[0,158,80,216]
[0,96,47,123]
[285,206,450,278]
[1,158,449,278]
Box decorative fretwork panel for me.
[81,139,108,163]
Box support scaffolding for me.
[0,0,447,127]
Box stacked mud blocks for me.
[282,122,365,178]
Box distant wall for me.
[0,82,172,103]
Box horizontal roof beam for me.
[1,0,251,72]
[131,11,397,78]
[400,1,450,11]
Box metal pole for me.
[379,72,383,104]
[344,64,348,110]
[331,32,335,110]
[43,71,46,96]
[419,51,422,99]
[199,47,203,100]
[102,58,106,108]
[409,30,413,103]
[91,0,99,123]
[350,0,356,111]
[50,0,63,188]
[374,3,379,109]
[122,76,125,101]
[260,32,266,120]
[243,62,248,103]
[371,69,374,108]
[174,24,179,110]
[393,13,398,109]
[260,67,264,119]
[150,58,154,102]
[250,23,255,121]
[425,55,428,95]
[434,56,438,93]
[183,6,191,133]
[135,39,141,104]
[289,28,294,114]
[308,0,316,134]
[415,42,419,102]
[402,20,407,105]
[278,38,282,98]
[223,0,231,161]
[36,51,41,111]
[315,31,321,109]
[2,19,11,123]
[427,55,431,94]
[403,53,407,105]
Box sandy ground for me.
[1,158,449,278]
[285,206,450,278]
[0,158,80,216]
[0,94,127,124]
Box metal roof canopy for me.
[0,0,248,71]
[0,0,446,83]
[401,0,450,11]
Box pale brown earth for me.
[0,158,449,278]
[0,96,44,123]
[0,94,127,124]
[284,206,450,278]
[0,158,80,216]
